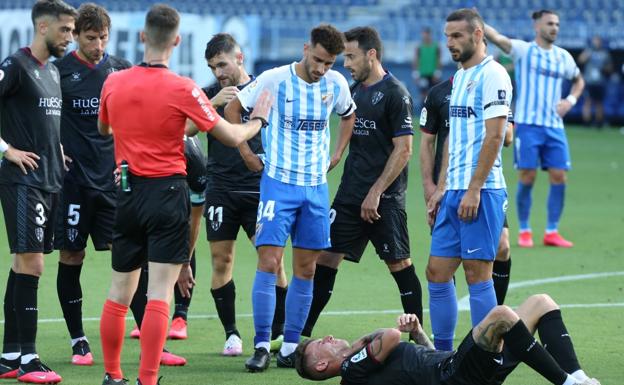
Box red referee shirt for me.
[99,65,220,177]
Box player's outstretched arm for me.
[484,24,512,54]
[328,113,355,171]
[224,96,264,172]
[211,89,273,147]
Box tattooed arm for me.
[350,328,401,363]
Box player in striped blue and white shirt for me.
[225,24,356,372]
[485,10,585,248]
[425,8,512,352]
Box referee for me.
[97,5,272,385]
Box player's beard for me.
[80,48,103,63]
[46,38,67,58]
[219,72,240,87]
[455,40,476,63]
[303,58,321,83]
[352,62,371,83]
[541,29,557,44]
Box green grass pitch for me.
[1,123,623,384]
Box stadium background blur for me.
[2,0,624,124]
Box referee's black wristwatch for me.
[250,116,269,128]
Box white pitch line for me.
[457,271,624,311]
[5,271,623,324]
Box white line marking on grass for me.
[456,271,624,310]
[5,271,623,324]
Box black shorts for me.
[204,191,258,241]
[328,200,410,262]
[440,331,502,385]
[54,180,116,251]
[0,184,59,254]
[111,175,190,272]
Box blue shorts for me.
[254,173,330,250]
[514,123,571,170]
[430,189,507,260]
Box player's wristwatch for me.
[250,116,269,128]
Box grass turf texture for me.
[1,124,623,384]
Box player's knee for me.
[518,170,536,185]
[316,251,343,269]
[257,254,281,274]
[463,265,492,284]
[528,293,559,312]
[211,252,234,274]
[549,170,567,184]
[59,249,86,265]
[15,253,45,277]
[488,305,518,323]
[386,258,411,272]
[425,263,449,282]
[495,241,510,261]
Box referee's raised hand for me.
[3,144,39,175]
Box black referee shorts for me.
[328,200,410,263]
[111,174,190,272]
[0,184,59,254]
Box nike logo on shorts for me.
[467,248,482,254]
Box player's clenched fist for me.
[397,313,421,333]
[211,86,239,108]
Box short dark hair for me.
[204,33,239,61]
[446,8,485,33]
[74,3,111,34]
[532,9,558,20]
[144,3,180,51]
[344,26,383,60]
[310,24,345,56]
[31,0,77,26]
[294,339,315,380]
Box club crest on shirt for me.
[322,93,333,105]
[50,69,59,84]
[350,348,368,363]
[402,95,410,105]
[498,90,506,100]
[466,80,477,93]
[71,72,81,82]
[371,91,384,105]
[34,69,41,80]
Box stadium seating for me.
[4,0,623,122]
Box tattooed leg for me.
[471,305,518,352]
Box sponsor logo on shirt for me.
[191,87,216,122]
[39,97,62,116]
[450,105,477,118]
[73,97,100,116]
[296,119,327,131]
[498,90,506,100]
[350,348,368,363]
[402,115,413,129]
[419,107,428,126]
[354,117,376,136]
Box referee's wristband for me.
[0,139,9,153]
[565,94,578,106]
[250,116,268,128]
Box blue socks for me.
[547,184,565,232]
[516,182,533,231]
[428,281,456,351]
[468,279,497,327]
[284,276,313,344]
[252,270,277,346]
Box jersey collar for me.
[71,51,109,69]
[20,47,45,68]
